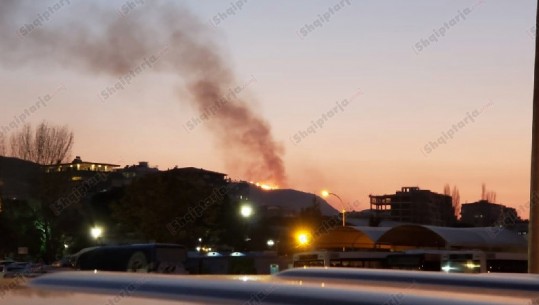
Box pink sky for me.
[0,1,536,218]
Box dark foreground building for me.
[370,186,456,226]
[460,200,519,227]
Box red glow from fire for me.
[250,181,279,190]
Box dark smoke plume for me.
[0,1,287,185]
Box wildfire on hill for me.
[250,181,279,191]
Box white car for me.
[0,267,537,304]
[0,260,15,279]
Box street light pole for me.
[90,226,103,245]
[322,191,346,227]
[239,203,253,251]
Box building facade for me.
[370,186,456,226]
[44,156,120,181]
[460,200,519,227]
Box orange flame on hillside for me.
[250,181,279,191]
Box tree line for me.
[0,121,328,262]
[0,120,73,165]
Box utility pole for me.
[529,0,539,273]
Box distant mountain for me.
[0,156,40,199]
[241,183,338,216]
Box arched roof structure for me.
[377,224,527,251]
[314,226,391,250]
[313,224,527,252]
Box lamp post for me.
[240,204,253,218]
[321,190,346,227]
[239,204,253,250]
[90,226,103,245]
[295,231,311,247]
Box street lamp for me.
[240,204,253,218]
[239,204,254,251]
[296,231,311,246]
[90,226,103,239]
[321,190,346,227]
[90,226,103,245]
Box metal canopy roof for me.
[314,226,392,249]
[314,225,527,251]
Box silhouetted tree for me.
[0,132,5,156]
[487,192,497,203]
[452,186,461,219]
[0,199,42,259]
[112,171,229,247]
[9,121,73,165]
[444,184,460,219]
[34,171,88,262]
[481,183,497,203]
[443,184,451,196]
[214,194,245,250]
[3,126,90,262]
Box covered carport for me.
[377,224,527,252]
[314,226,392,250]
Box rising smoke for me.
[0,1,287,186]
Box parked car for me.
[3,262,47,278]
[0,260,15,278]
[75,243,187,274]
[52,256,75,268]
[0,260,15,267]
[4,262,31,278]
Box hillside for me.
[0,158,340,216]
[0,156,40,199]
[243,183,338,216]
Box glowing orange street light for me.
[321,190,346,227]
[295,231,311,246]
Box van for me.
[75,244,186,273]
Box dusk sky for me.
[0,0,536,216]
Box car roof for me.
[0,260,14,264]
[0,269,533,305]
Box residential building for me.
[369,186,456,226]
[170,167,229,187]
[460,200,519,227]
[44,156,120,181]
[111,161,160,187]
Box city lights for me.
[90,226,103,239]
[240,204,253,218]
[296,231,311,246]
